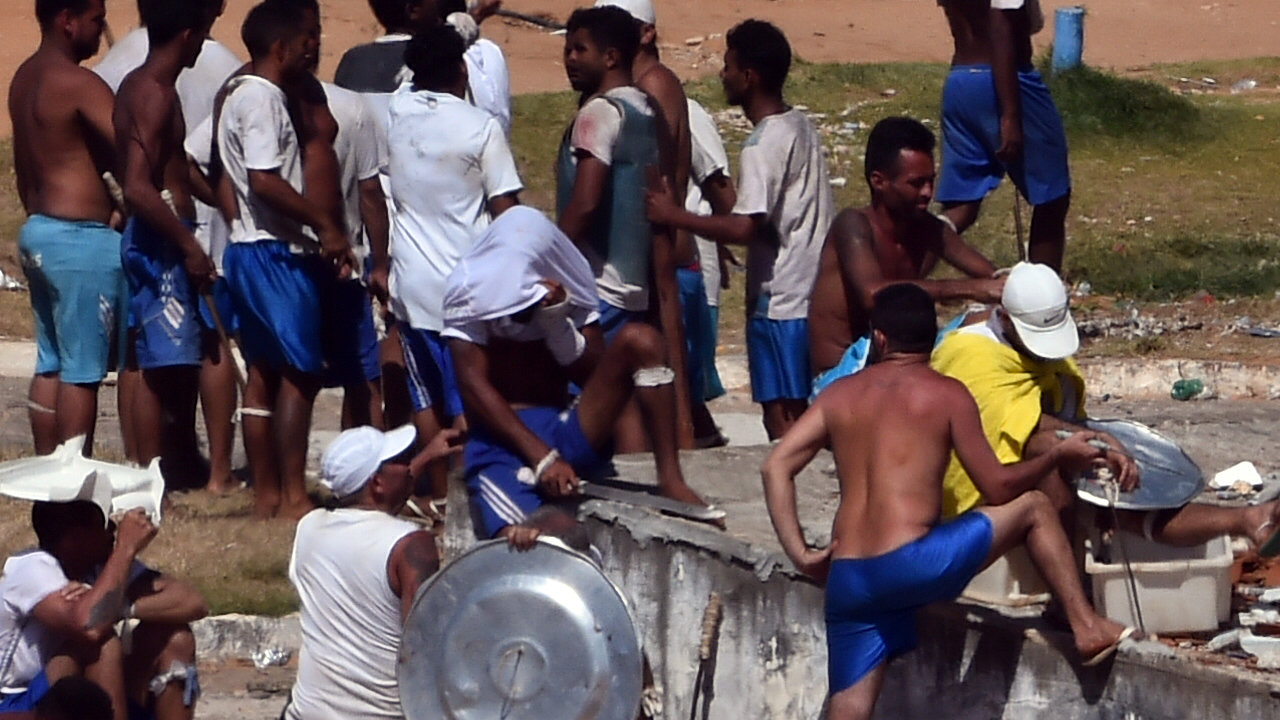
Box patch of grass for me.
[1043,61,1206,147]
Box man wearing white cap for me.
[285,424,461,720]
[933,262,1280,552]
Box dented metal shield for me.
[1078,419,1205,511]
[399,538,643,720]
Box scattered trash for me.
[250,647,292,670]
[1072,280,1092,297]
[1077,311,1201,341]
[1261,587,1280,604]
[880,88,897,98]
[1240,630,1280,670]
[1170,378,1205,401]
[1201,77,1217,85]
[1231,79,1258,93]
[684,36,704,46]
[1211,461,1264,491]
[0,268,25,291]
[1206,628,1241,652]
[829,177,847,188]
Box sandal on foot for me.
[1082,626,1137,667]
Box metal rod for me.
[495,8,565,30]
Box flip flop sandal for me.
[1082,626,1138,667]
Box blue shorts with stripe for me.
[223,241,325,375]
[465,406,611,537]
[399,325,464,420]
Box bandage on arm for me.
[531,299,587,366]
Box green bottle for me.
[1170,378,1205,401]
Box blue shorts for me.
[746,295,811,403]
[937,66,1071,207]
[810,335,871,401]
[121,217,203,369]
[196,276,239,337]
[0,669,50,712]
[826,512,993,694]
[677,267,713,401]
[598,301,646,344]
[465,407,611,538]
[223,242,325,375]
[319,276,380,388]
[399,326,463,419]
[704,307,725,400]
[19,214,125,384]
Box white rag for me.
[443,206,599,326]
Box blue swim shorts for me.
[825,512,993,694]
[465,406,611,538]
[319,275,380,389]
[677,267,713,401]
[121,216,203,369]
[223,241,325,375]
[0,669,50,712]
[937,65,1071,207]
[196,276,238,337]
[810,335,871,401]
[704,306,725,400]
[597,300,646,344]
[19,214,125,384]
[746,294,811,403]
[399,326,464,420]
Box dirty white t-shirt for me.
[322,82,383,264]
[387,87,523,332]
[217,76,312,247]
[733,108,834,320]
[686,99,731,307]
[0,551,67,692]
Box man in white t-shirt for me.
[216,0,347,520]
[386,23,522,510]
[443,208,719,542]
[0,503,207,718]
[285,424,460,720]
[93,0,244,493]
[647,20,834,439]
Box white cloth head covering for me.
[0,436,165,525]
[443,207,600,326]
[320,425,418,498]
[593,0,656,25]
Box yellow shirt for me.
[931,326,1086,518]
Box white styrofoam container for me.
[962,546,1051,607]
[1085,532,1233,634]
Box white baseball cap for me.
[320,425,417,498]
[593,0,656,25]
[1002,262,1079,360]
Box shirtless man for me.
[11,0,122,456]
[936,0,1070,271]
[443,207,717,544]
[808,116,1002,398]
[114,0,220,486]
[763,283,1131,720]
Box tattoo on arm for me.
[85,587,126,630]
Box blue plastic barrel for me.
[1051,6,1086,73]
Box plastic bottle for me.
[1170,378,1205,401]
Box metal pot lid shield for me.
[1078,419,1205,511]
[398,538,643,720]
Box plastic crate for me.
[1085,532,1232,634]
[962,546,1051,607]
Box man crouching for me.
[443,206,717,547]
[762,284,1131,720]
[0,503,208,720]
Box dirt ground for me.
[1,0,1279,136]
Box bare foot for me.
[1074,616,1133,662]
[253,490,281,520]
[1244,500,1280,548]
[656,480,726,530]
[204,474,240,496]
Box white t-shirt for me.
[184,116,230,270]
[733,108,834,320]
[387,87,523,331]
[216,75,312,247]
[465,39,512,137]
[286,509,419,720]
[322,82,383,262]
[686,99,731,307]
[988,0,1045,33]
[0,552,68,691]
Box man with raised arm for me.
[763,283,1131,720]
[11,0,124,456]
[114,0,220,487]
[646,20,833,440]
[808,116,1003,398]
[444,207,717,544]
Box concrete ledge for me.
[193,613,301,663]
[1080,358,1280,400]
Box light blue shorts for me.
[938,66,1071,207]
[19,214,125,384]
[746,294,811,403]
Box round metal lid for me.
[1077,419,1205,511]
[399,539,643,720]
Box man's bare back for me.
[115,69,197,222]
[939,0,1036,67]
[10,12,115,224]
